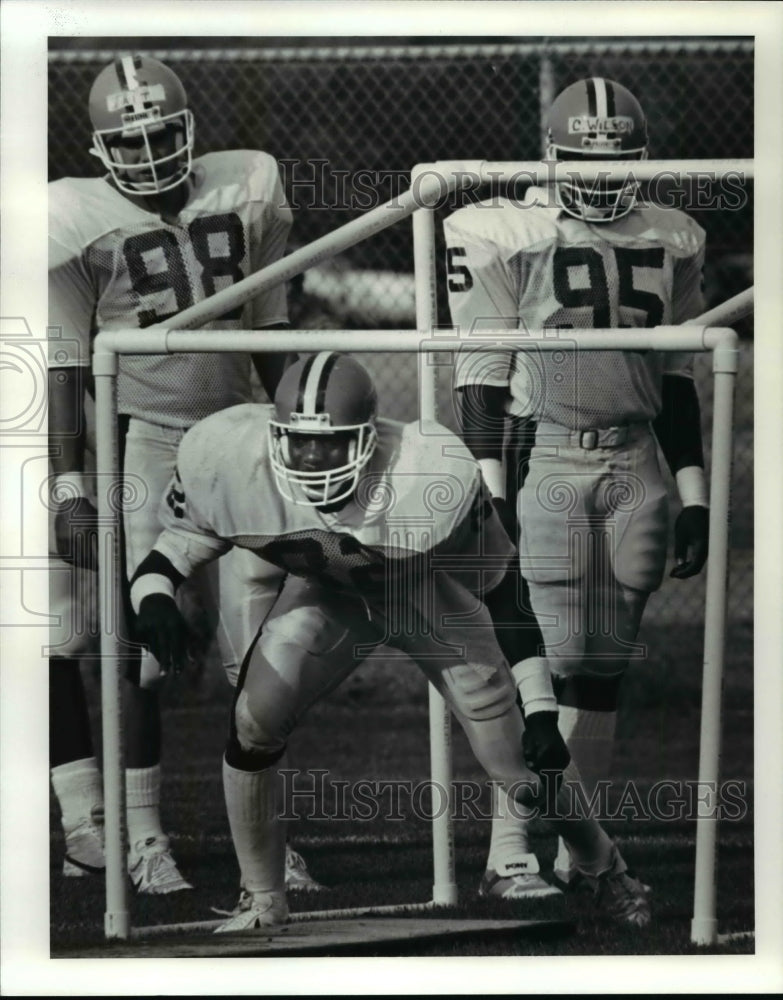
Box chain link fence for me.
[48,37,753,665]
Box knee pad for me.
[542,625,587,680]
[545,588,644,683]
[613,445,669,593]
[546,651,588,681]
[263,603,347,656]
[233,689,287,762]
[548,647,627,684]
[443,661,517,721]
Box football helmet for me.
[269,352,378,507]
[545,77,648,222]
[88,53,194,195]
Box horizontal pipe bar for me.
[418,159,754,183]
[717,930,756,944]
[142,161,750,335]
[95,325,728,357]
[697,287,753,328]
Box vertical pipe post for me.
[92,342,130,939]
[691,329,738,945]
[413,187,458,906]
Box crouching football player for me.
[129,352,651,931]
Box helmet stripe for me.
[591,77,608,118]
[295,354,316,413]
[315,352,339,412]
[299,351,337,415]
[119,54,141,90]
[586,77,597,116]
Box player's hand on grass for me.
[136,593,190,677]
[522,710,570,778]
[53,496,99,571]
[670,505,709,579]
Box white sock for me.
[554,706,617,876]
[51,757,103,832]
[487,783,537,871]
[126,764,165,848]
[223,757,287,894]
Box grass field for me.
[50,616,754,960]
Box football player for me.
[129,351,652,931]
[48,52,320,893]
[446,78,709,895]
[48,392,106,878]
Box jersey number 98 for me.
[123,212,246,327]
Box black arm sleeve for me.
[130,549,186,591]
[485,568,544,667]
[457,383,509,462]
[652,373,705,475]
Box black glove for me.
[670,505,709,579]
[522,710,571,777]
[491,495,517,542]
[54,496,99,571]
[135,593,190,676]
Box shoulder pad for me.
[397,420,477,470]
[178,403,271,485]
[192,150,284,204]
[49,177,140,258]
[631,203,706,256]
[445,198,558,256]
[387,419,480,514]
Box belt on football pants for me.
[535,421,651,450]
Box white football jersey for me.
[153,405,513,594]
[444,189,706,428]
[48,150,291,426]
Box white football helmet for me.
[546,77,648,222]
[269,352,378,507]
[88,53,194,195]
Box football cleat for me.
[583,846,651,928]
[285,845,325,892]
[62,808,106,877]
[214,889,289,933]
[479,855,563,901]
[128,835,193,895]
